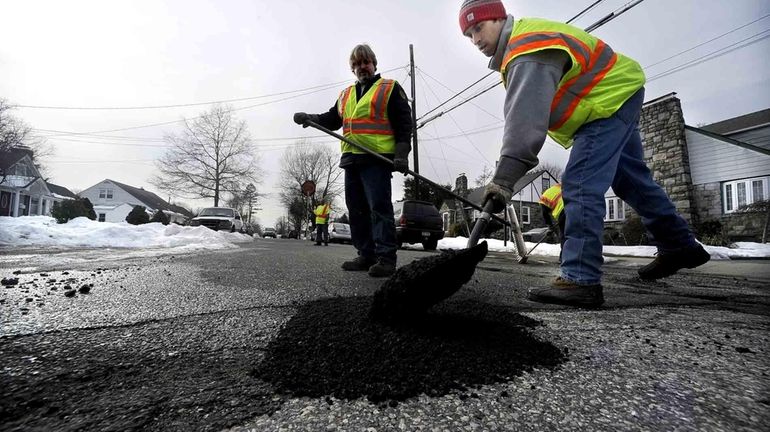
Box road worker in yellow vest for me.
[539,183,566,261]
[293,44,413,277]
[460,0,709,307]
[313,201,331,246]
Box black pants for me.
[315,223,329,245]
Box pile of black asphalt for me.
[370,241,490,324]
[253,295,567,405]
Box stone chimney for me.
[454,173,468,198]
[639,93,698,226]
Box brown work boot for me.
[341,256,376,271]
[527,277,604,308]
[367,259,396,278]
[638,244,711,280]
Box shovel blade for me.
[370,241,489,324]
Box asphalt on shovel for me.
[305,120,527,323]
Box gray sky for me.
[2,0,769,226]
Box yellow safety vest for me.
[337,78,397,155]
[314,203,330,225]
[539,184,564,219]
[501,18,646,148]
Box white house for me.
[79,179,192,224]
[0,147,76,217]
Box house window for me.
[98,189,114,199]
[542,177,551,191]
[604,197,625,222]
[520,206,530,224]
[98,213,106,222]
[723,177,768,213]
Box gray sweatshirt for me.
[487,15,570,191]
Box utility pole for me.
[409,44,420,200]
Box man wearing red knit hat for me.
[459,0,710,307]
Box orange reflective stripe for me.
[504,32,591,72]
[346,119,393,135]
[370,79,394,121]
[339,87,353,117]
[550,40,617,130]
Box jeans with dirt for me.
[560,88,696,285]
[345,163,398,264]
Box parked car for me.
[262,227,277,238]
[311,222,352,244]
[521,226,552,242]
[393,200,444,250]
[188,207,244,233]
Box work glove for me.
[393,157,409,173]
[392,141,411,173]
[293,112,318,128]
[482,181,513,214]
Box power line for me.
[647,29,770,82]
[566,0,608,24]
[10,80,353,110]
[418,1,646,129]
[584,0,646,33]
[24,65,405,134]
[644,13,770,70]
[417,71,496,120]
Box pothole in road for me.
[253,297,567,404]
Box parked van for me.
[393,200,444,250]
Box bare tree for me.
[226,183,260,222]
[535,161,564,181]
[474,165,494,188]
[0,98,52,179]
[151,105,261,206]
[277,142,344,234]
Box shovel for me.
[304,120,523,321]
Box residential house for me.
[78,179,192,224]
[626,94,770,241]
[440,169,559,236]
[0,146,76,217]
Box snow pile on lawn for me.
[0,216,253,250]
[428,236,770,260]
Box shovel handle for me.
[305,120,510,227]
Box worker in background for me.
[459,0,710,307]
[313,201,331,246]
[539,183,566,262]
[293,44,413,277]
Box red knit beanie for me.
[459,0,507,34]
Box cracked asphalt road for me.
[1,239,768,431]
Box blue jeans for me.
[560,88,696,285]
[345,163,398,264]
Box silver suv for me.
[189,207,244,233]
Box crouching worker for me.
[539,183,566,262]
[458,0,710,307]
[293,44,413,277]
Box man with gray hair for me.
[294,44,413,277]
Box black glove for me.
[293,112,318,128]
[393,157,408,173]
[393,141,411,173]
[482,181,513,214]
